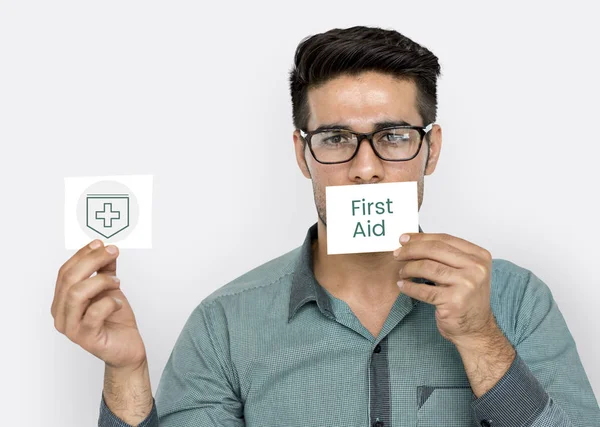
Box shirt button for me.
[372,421,384,427]
[480,420,492,427]
[373,344,382,353]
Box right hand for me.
[51,239,147,371]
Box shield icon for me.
[86,193,130,238]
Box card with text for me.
[325,181,419,255]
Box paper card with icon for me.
[325,181,419,255]
[64,174,153,250]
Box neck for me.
[313,219,402,306]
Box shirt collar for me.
[288,222,424,322]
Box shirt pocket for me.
[416,385,476,427]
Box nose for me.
[348,137,385,184]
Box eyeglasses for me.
[299,123,434,164]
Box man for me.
[52,26,599,426]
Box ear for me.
[293,130,312,179]
[424,124,442,175]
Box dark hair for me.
[288,26,442,138]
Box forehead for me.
[306,71,422,132]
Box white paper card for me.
[325,181,419,255]
[64,174,153,250]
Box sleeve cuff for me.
[99,392,158,427]
[470,352,548,427]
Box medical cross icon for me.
[86,193,130,239]
[95,202,121,227]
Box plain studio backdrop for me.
[1,1,598,425]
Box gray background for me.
[1,1,598,425]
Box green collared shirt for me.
[100,223,600,426]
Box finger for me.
[396,233,489,258]
[57,239,104,284]
[60,244,119,291]
[57,273,121,338]
[394,240,471,269]
[97,256,117,277]
[79,296,124,346]
[398,259,463,286]
[397,278,447,306]
[53,244,119,319]
[53,239,104,316]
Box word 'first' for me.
[351,198,394,216]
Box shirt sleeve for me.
[98,300,244,426]
[98,393,158,427]
[470,267,600,426]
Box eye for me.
[324,135,345,143]
[383,132,410,142]
[320,131,353,144]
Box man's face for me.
[293,71,442,226]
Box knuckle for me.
[481,248,492,260]
[433,263,448,279]
[66,285,85,303]
[53,317,63,333]
[62,269,77,285]
[476,262,488,275]
[58,263,69,278]
[84,304,102,321]
[430,241,443,251]
[436,308,450,320]
[401,260,413,274]
[400,244,410,255]
[64,327,79,343]
[463,278,476,290]
[103,274,119,287]
[428,290,439,305]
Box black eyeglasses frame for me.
[298,123,434,164]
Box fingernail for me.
[397,280,404,288]
[400,234,410,243]
[106,245,117,254]
[113,297,123,306]
[90,240,102,249]
[111,276,120,283]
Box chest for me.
[352,307,392,338]
[348,300,397,338]
[234,304,474,427]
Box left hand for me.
[393,232,496,348]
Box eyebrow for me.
[311,120,413,133]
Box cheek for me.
[310,164,349,186]
[384,153,426,179]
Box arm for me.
[453,318,516,399]
[99,300,244,426]
[99,360,158,426]
[393,232,600,426]
[466,268,600,426]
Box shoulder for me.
[490,258,556,342]
[183,245,302,338]
[490,258,552,298]
[200,245,302,307]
